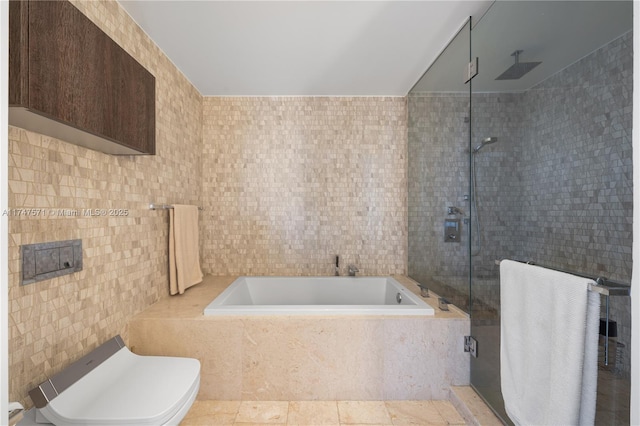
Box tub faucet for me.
[348,264,359,276]
[335,255,340,276]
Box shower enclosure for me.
[408,2,632,424]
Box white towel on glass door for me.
[500,260,600,426]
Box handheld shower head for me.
[473,137,498,153]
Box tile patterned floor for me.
[180,400,469,425]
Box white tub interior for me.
[204,276,435,315]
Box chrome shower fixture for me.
[472,137,498,153]
[496,50,542,80]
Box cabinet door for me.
[26,0,155,154]
[9,0,28,106]
[28,0,76,125]
[109,41,156,154]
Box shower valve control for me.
[444,219,460,243]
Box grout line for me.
[232,400,239,424]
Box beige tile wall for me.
[8,0,202,408]
[202,97,408,276]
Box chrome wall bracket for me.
[464,335,478,358]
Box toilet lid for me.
[37,347,200,426]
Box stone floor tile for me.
[180,400,240,425]
[236,401,289,424]
[385,400,446,425]
[287,401,339,425]
[338,401,392,424]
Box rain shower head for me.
[495,50,541,80]
[473,137,498,153]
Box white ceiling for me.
[118,1,493,96]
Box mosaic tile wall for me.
[407,93,470,309]
[515,31,633,281]
[407,92,524,313]
[408,32,632,375]
[8,0,203,408]
[468,93,523,315]
[201,97,408,276]
[515,31,633,376]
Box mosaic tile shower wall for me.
[8,0,203,408]
[407,92,523,313]
[515,31,633,281]
[469,93,523,314]
[202,97,408,276]
[407,93,470,309]
[515,31,633,376]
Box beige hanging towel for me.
[169,204,203,295]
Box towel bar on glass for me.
[494,259,630,296]
[149,203,203,211]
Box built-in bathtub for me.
[129,276,469,401]
[204,276,435,316]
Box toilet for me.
[27,336,200,426]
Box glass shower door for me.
[407,19,472,314]
[469,2,633,424]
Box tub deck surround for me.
[129,275,469,402]
[129,276,469,401]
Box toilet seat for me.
[34,345,200,426]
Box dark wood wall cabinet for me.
[9,0,156,155]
